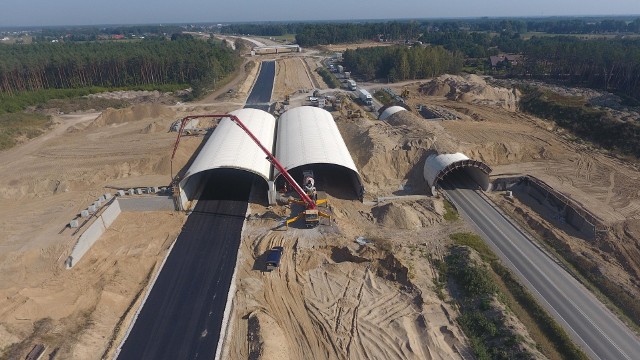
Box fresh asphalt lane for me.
[443,179,640,360]
[118,60,276,359]
[244,60,275,111]
[117,179,250,359]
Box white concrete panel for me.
[379,106,407,120]
[274,106,360,180]
[67,216,106,268]
[101,199,121,228]
[423,152,470,188]
[178,108,276,206]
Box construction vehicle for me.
[265,246,284,271]
[170,113,331,228]
[401,89,410,98]
[346,109,363,119]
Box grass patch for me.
[444,246,532,359]
[449,232,588,360]
[0,112,51,150]
[373,90,393,105]
[266,34,296,42]
[316,67,341,89]
[0,84,187,114]
[38,97,130,113]
[443,199,459,222]
[519,87,640,157]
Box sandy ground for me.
[0,102,231,358]
[2,45,640,359]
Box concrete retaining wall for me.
[493,175,606,241]
[66,195,175,268]
[66,199,121,268]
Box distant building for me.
[490,54,524,68]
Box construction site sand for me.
[0,102,224,358]
[3,54,640,359]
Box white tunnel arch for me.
[379,105,407,120]
[424,152,492,195]
[178,108,276,209]
[274,106,364,199]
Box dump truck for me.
[357,88,373,106]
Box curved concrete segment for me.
[178,108,276,209]
[379,105,407,121]
[275,106,364,198]
[423,152,491,194]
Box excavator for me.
[171,113,331,228]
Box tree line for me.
[342,45,463,82]
[0,37,240,96]
[516,37,640,98]
[295,22,421,46]
[418,30,640,101]
[35,25,188,42]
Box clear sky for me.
[1,0,639,27]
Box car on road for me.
[265,246,284,271]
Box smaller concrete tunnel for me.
[423,152,492,195]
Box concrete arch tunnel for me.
[274,106,365,200]
[423,152,492,195]
[178,108,276,210]
[177,106,365,210]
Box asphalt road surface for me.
[117,62,277,359]
[117,175,251,360]
[244,60,275,111]
[442,178,640,360]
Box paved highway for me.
[245,60,275,111]
[117,177,250,359]
[118,60,276,359]
[442,179,640,360]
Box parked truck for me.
[357,88,373,106]
[346,79,357,91]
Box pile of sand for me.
[420,74,520,111]
[91,104,176,127]
[372,199,443,229]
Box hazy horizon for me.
[1,0,639,28]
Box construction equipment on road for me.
[170,113,331,228]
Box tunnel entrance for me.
[438,167,487,191]
[275,163,363,200]
[423,152,491,195]
[181,168,268,206]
